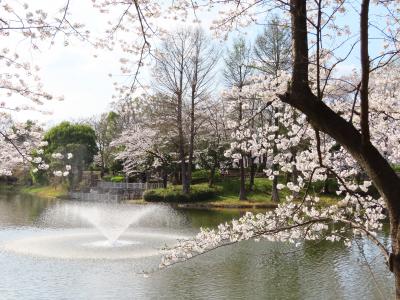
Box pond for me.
[0,193,394,299]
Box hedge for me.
[143,184,221,203]
[103,175,125,182]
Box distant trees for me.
[90,112,120,176]
[253,16,291,75]
[196,100,229,187]
[103,21,293,200]
[44,122,97,187]
[153,28,219,194]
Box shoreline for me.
[173,202,278,209]
[125,199,278,210]
[15,185,68,200]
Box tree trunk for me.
[162,169,168,188]
[287,0,400,295]
[100,157,105,178]
[209,166,216,188]
[291,163,299,199]
[249,157,256,192]
[172,170,179,185]
[323,170,330,194]
[188,86,195,190]
[239,157,247,200]
[177,90,189,194]
[272,111,280,202]
[391,224,400,299]
[271,172,280,202]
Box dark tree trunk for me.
[291,163,299,199]
[249,157,256,192]
[239,157,247,200]
[287,0,400,296]
[323,170,330,194]
[100,160,105,178]
[271,172,280,202]
[162,169,168,188]
[173,170,180,185]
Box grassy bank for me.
[143,177,340,208]
[20,185,68,199]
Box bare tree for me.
[154,28,217,194]
[153,29,191,193]
[254,16,292,74]
[185,28,220,188]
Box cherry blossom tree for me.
[0,1,86,176]
[88,0,400,295]
[107,1,400,296]
[111,124,174,186]
[223,37,254,200]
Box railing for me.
[70,192,123,202]
[96,181,164,190]
[69,181,164,202]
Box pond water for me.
[0,193,394,299]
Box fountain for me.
[61,203,159,246]
[2,202,188,259]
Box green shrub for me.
[111,176,125,182]
[192,169,209,179]
[103,175,112,182]
[143,184,220,203]
[102,175,125,182]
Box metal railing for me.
[96,181,164,190]
[70,192,123,202]
[69,181,164,202]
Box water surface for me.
[0,193,394,299]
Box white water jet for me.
[61,203,157,245]
[43,202,174,246]
[2,203,189,260]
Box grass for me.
[20,184,68,199]
[213,177,281,203]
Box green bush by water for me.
[143,184,221,202]
[103,175,125,182]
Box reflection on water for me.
[0,193,395,300]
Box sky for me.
[5,0,385,128]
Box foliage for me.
[110,175,125,182]
[144,184,221,203]
[89,111,121,174]
[191,169,221,184]
[253,15,292,74]
[44,122,98,165]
